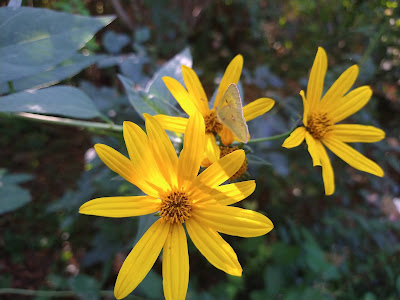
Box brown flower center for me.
[306,113,332,139]
[219,146,248,180]
[160,189,192,224]
[204,110,223,134]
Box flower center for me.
[159,189,192,224]
[306,112,332,139]
[204,110,223,134]
[219,146,248,180]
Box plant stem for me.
[358,22,387,71]
[7,81,15,94]
[246,118,301,144]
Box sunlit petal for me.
[153,114,188,133]
[243,98,275,121]
[182,65,210,116]
[306,47,327,112]
[315,140,335,195]
[329,124,385,143]
[219,126,235,146]
[305,132,321,166]
[282,127,306,148]
[204,133,221,164]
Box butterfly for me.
[216,83,249,143]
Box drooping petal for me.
[190,150,245,194]
[124,121,170,191]
[315,140,335,195]
[320,65,359,110]
[219,126,235,146]
[243,98,275,121]
[196,180,256,206]
[186,218,242,276]
[163,224,189,300]
[305,132,321,166]
[79,196,160,218]
[153,115,188,133]
[282,127,306,148]
[329,86,372,123]
[214,55,243,108]
[322,137,384,177]
[178,111,205,186]
[204,133,221,164]
[192,204,273,237]
[94,144,158,197]
[114,219,170,300]
[306,47,327,112]
[144,114,178,188]
[162,76,199,116]
[182,65,210,116]
[329,124,385,143]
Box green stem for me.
[246,118,301,144]
[358,22,387,71]
[8,81,15,94]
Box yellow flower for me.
[282,47,385,195]
[79,111,273,300]
[154,54,275,164]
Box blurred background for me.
[1,0,399,299]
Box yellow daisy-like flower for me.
[79,111,273,300]
[282,47,385,195]
[154,54,275,164]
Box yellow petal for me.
[219,126,235,146]
[144,114,178,188]
[243,98,275,121]
[315,141,335,195]
[162,76,199,116]
[214,55,243,108]
[163,224,189,300]
[186,218,242,276]
[193,204,273,237]
[305,132,321,166]
[306,47,327,112]
[178,111,205,186]
[322,137,384,177]
[114,219,170,299]
[300,90,308,126]
[182,65,210,116]
[330,124,385,143]
[329,86,372,123]
[197,180,256,206]
[204,133,221,164]
[94,144,158,197]
[282,127,306,148]
[190,150,245,194]
[124,121,170,191]
[153,114,188,133]
[79,196,160,218]
[320,65,359,110]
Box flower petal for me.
[114,219,170,299]
[315,141,335,195]
[329,124,385,143]
[204,133,221,164]
[182,65,210,116]
[243,98,275,121]
[162,76,199,116]
[163,224,189,300]
[329,86,372,123]
[320,65,359,110]
[79,196,160,218]
[305,132,321,166]
[322,137,384,177]
[219,126,235,146]
[306,47,327,112]
[214,55,243,108]
[193,204,273,237]
[282,127,306,148]
[153,115,188,133]
[94,144,158,197]
[186,218,242,276]
[144,114,178,188]
[178,111,205,186]
[300,90,308,126]
[197,180,256,206]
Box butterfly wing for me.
[216,83,249,143]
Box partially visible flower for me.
[283,47,385,195]
[79,111,273,300]
[154,54,275,165]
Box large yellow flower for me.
[282,47,385,195]
[154,54,275,164]
[79,111,273,299]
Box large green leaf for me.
[0,86,101,119]
[0,54,105,94]
[0,6,114,83]
[0,169,32,215]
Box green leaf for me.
[0,54,105,94]
[0,6,115,83]
[0,86,101,119]
[69,274,100,300]
[0,169,32,215]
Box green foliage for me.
[0,169,32,214]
